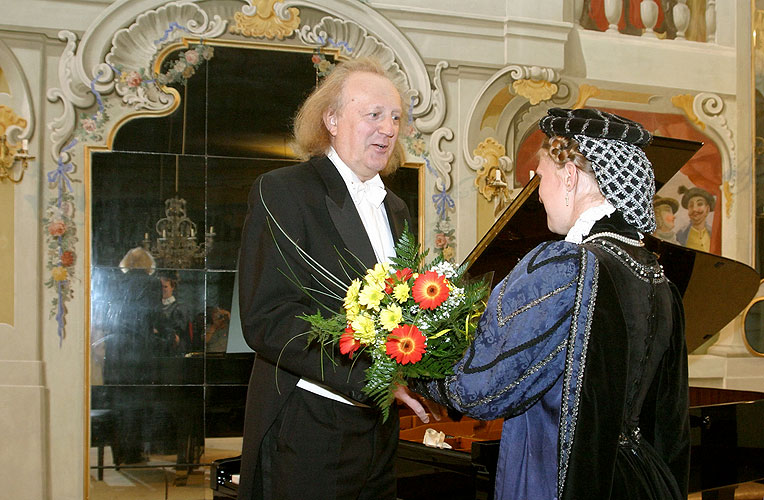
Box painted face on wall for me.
[160,278,175,300]
[325,71,402,181]
[655,204,676,232]
[687,195,710,228]
[536,152,573,235]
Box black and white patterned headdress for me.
[539,108,656,233]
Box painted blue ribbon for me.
[432,185,455,220]
[48,152,75,193]
[316,35,353,53]
[155,22,188,45]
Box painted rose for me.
[311,54,322,64]
[184,49,200,65]
[52,266,68,282]
[434,232,449,249]
[125,71,142,88]
[410,138,426,156]
[59,201,75,218]
[48,221,66,237]
[442,245,455,262]
[173,59,188,73]
[182,66,195,79]
[317,59,333,74]
[81,118,97,133]
[60,251,75,267]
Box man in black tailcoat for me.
[237,57,433,500]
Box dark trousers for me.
[252,387,399,500]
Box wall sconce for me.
[0,135,35,183]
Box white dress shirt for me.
[296,148,396,407]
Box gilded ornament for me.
[231,0,300,40]
[473,137,511,202]
[573,84,601,109]
[672,94,704,130]
[723,180,733,217]
[512,79,557,105]
[0,105,27,135]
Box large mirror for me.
[88,42,421,496]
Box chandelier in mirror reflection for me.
[142,196,214,268]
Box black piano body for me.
[210,137,764,499]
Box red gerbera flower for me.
[385,267,414,294]
[411,270,449,309]
[339,326,361,358]
[385,324,426,365]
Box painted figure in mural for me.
[236,57,435,500]
[653,195,680,244]
[676,185,714,252]
[412,108,690,500]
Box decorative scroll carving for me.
[692,92,735,214]
[231,0,300,40]
[106,2,226,111]
[671,94,704,129]
[473,137,513,202]
[463,64,561,172]
[430,127,454,192]
[296,16,407,90]
[415,61,448,133]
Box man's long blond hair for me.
[292,57,408,176]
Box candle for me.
[209,226,214,234]
[144,233,149,240]
[191,227,195,237]
[494,169,501,181]
[21,139,28,151]
[162,229,166,238]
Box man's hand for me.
[393,385,445,424]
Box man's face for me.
[687,195,710,228]
[325,72,402,181]
[160,278,174,300]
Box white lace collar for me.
[565,201,617,244]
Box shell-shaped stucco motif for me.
[297,16,409,92]
[104,1,226,111]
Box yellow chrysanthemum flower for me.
[358,282,384,311]
[344,279,362,309]
[393,283,410,303]
[351,313,377,344]
[345,302,361,322]
[366,262,391,286]
[379,304,403,331]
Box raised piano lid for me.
[462,136,760,353]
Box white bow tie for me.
[350,178,387,208]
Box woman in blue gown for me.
[413,108,690,500]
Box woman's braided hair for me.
[541,136,594,175]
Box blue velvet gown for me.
[416,214,690,500]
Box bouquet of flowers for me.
[300,227,489,421]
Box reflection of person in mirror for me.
[104,247,161,465]
[412,108,689,500]
[652,196,679,244]
[153,272,190,356]
[204,306,230,353]
[237,57,435,500]
[676,185,714,252]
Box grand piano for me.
[211,137,764,499]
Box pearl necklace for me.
[581,231,644,247]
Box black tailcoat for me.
[236,155,411,499]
